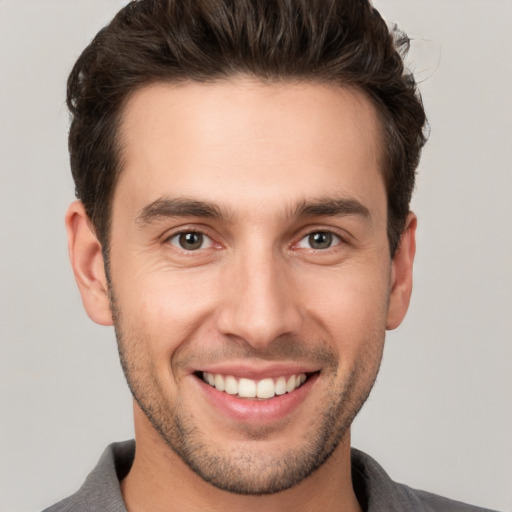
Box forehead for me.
[115,79,385,220]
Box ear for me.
[386,212,417,330]
[65,201,113,326]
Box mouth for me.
[195,371,317,400]
[192,369,320,423]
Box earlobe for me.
[386,212,417,330]
[65,201,113,326]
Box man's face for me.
[98,79,410,493]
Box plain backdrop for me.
[1,1,511,511]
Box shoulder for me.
[42,494,86,512]
[41,440,134,512]
[397,483,498,512]
[351,448,498,512]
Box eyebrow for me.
[136,197,229,225]
[291,197,370,219]
[136,196,370,226]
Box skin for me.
[66,79,416,512]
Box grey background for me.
[0,1,511,511]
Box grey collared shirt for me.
[42,440,497,512]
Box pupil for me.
[309,232,332,249]
[179,232,203,250]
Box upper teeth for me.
[202,372,307,399]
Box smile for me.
[201,372,308,399]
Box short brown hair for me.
[67,0,428,255]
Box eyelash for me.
[166,230,215,251]
[296,231,343,251]
[164,228,345,253]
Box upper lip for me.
[189,362,320,380]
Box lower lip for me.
[195,373,319,423]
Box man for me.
[43,1,496,511]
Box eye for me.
[297,231,341,250]
[168,232,213,251]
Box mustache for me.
[173,336,338,370]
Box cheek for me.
[114,270,220,356]
[298,262,390,349]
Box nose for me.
[216,248,302,350]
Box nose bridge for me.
[216,240,301,348]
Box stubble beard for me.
[109,289,385,495]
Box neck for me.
[121,404,362,512]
